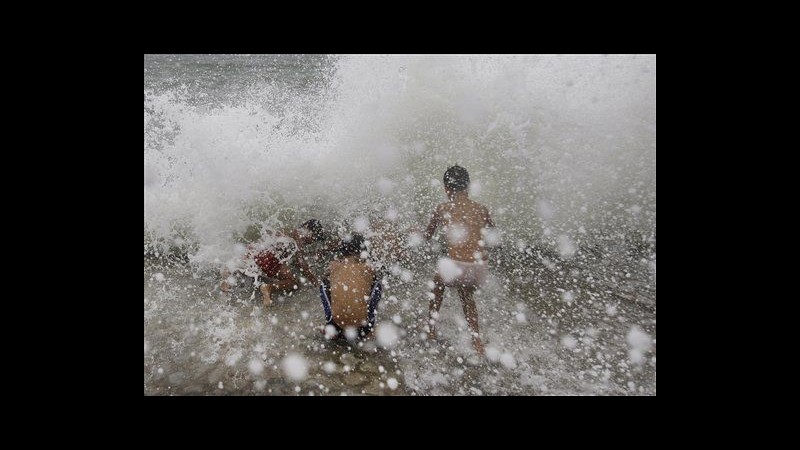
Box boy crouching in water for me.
[424,165,495,356]
[221,220,326,307]
[319,233,383,340]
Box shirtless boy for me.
[424,166,495,355]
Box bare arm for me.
[321,264,331,285]
[424,205,443,241]
[294,253,318,285]
[484,206,495,228]
[317,238,340,261]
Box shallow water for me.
[144,54,656,395]
[144,246,655,395]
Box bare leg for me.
[259,284,273,307]
[260,265,300,307]
[428,274,445,340]
[220,267,232,293]
[458,285,484,356]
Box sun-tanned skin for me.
[324,256,375,329]
[424,169,494,356]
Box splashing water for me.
[145,54,655,396]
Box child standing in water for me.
[424,166,495,355]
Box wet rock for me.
[339,352,358,367]
[361,341,378,353]
[207,366,225,384]
[304,377,327,391]
[168,372,185,385]
[342,372,368,386]
[183,384,205,394]
[359,361,380,374]
[362,380,385,396]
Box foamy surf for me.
[145,54,655,395]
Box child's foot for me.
[260,284,273,307]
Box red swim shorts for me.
[254,250,281,277]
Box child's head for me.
[299,219,325,243]
[443,165,470,197]
[338,233,365,258]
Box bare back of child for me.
[319,233,383,340]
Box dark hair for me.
[443,165,470,191]
[338,233,365,258]
[301,219,325,241]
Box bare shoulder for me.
[468,199,489,213]
[431,202,450,220]
[469,200,493,222]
